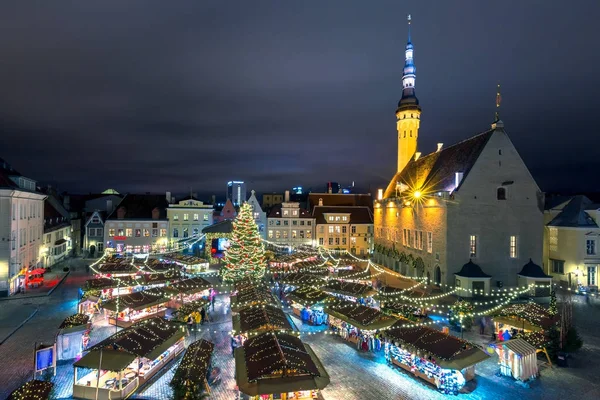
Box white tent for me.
[495,338,538,381]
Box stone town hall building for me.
[373,17,544,293]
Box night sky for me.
[1,1,599,196]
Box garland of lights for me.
[8,380,54,400]
[170,339,214,395]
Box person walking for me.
[479,317,486,335]
[186,315,193,337]
[211,293,216,312]
[200,306,206,325]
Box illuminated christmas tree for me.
[221,203,266,281]
[549,289,557,316]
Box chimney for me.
[328,182,332,194]
[117,207,126,219]
[377,189,383,201]
[414,152,422,161]
[151,207,160,220]
[63,195,70,211]
[318,198,323,206]
[166,191,172,203]
[284,190,290,202]
[106,199,113,214]
[437,143,443,152]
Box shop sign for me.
[35,343,56,374]
[114,236,127,241]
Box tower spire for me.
[495,84,502,121]
[407,14,412,43]
[398,14,419,110]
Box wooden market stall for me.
[287,286,332,325]
[494,338,539,381]
[230,286,277,312]
[102,290,169,327]
[162,254,209,273]
[279,272,326,288]
[234,332,330,400]
[56,314,91,361]
[384,325,489,394]
[233,304,295,339]
[322,279,377,306]
[170,339,215,397]
[162,277,213,309]
[72,317,185,400]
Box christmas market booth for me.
[56,313,91,360]
[234,331,330,400]
[493,338,539,381]
[171,299,210,323]
[287,286,332,325]
[160,276,213,309]
[324,302,396,350]
[384,325,489,394]
[279,272,326,289]
[517,259,553,297]
[269,252,320,273]
[233,304,296,342]
[8,379,54,400]
[94,261,137,277]
[102,290,169,327]
[322,279,377,306]
[83,276,142,301]
[381,302,431,323]
[162,254,209,273]
[335,262,372,283]
[171,339,215,397]
[73,317,185,400]
[78,292,102,318]
[202,220,233,263]
[230,286,277,313]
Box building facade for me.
[313,205,373,255]
[167,197,214,243]
[247,190,267,238]
[543,195,600,289]
[104,194,170,254]
[0,159,46,296]
[213,199,237,223]
[373,18,543,290]
[267,194,314,247]
[41,197,72,268]
[227,181,246,206]
[262,193,284,209]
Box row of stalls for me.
[161,254,209,274]
[170,339,216,397]
[56,314,91,361]
[229,277,331,400]
[73,317,185,400]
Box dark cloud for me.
[1,0,599,196]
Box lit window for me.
[342,216,348,221]
[143,229,150,237]
[173,214,179,221]
[117,228,124,236]
[328,226,334,233]
[183,214,189,221]
[203,214,209,221]
[283,210,289,216]
[160,229,167,237]
[193,214,199,221]
[306,230,312,239]
[276,231,281,239]
[135,229,141,237]
[351,226,356,234]
[328,216,334,221]
[283,231,288,239]
[268,230,273,239]
[469,235,477,258]
[126,228,133,237]
[427,232,433,253]
[509,236,518,258]
[587,239,596,255]
[292,230,297,238]
[335,226,341,234]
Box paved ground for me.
[2,266,600,400]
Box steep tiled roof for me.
[268,205,312,218]
[308,193,373,209]
[106,194,169,220]
[312,205,373,224]
[384,129,495,198]
[547,195,598,227]
[518,259,551,278]
[455,260,491,278]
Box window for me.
[469,235,477,258]
[283,231,288,239]
[192,228,199,236]
[551,259,565,274]
[276,220,281,225]
[173,228,179,238]
[12,204,15,220]
[126,228,133,237]
[427,232,433,253]
[91,215,100,223]
[587,239,596,255]
[109,229,116,237]
[335,238,340,245]
[160,228,167,237]
[319,238,324,245]
[307,221,312,226]
[88,228,95,237]
[351,226,356,234]
[292,220,297,226]
[135,229,141,237]
[418,231,423,250]
[351,237,356,245]
[292,230,297,238]
[152,228,158,237]
[191,213,197,221]
[509,236,518,258]
[97,243,104,253]
[292,210,298,216]
[497,187,507,200]
[276,231,281,239]
[306,230,312,239]
[300,231,305,239]
[549,227,558,252]
[335,216,340,222]
[342,238,346,245]
[203,214,209,221]
[117,228,124,236]
[328,238,333,245]
[403,229,407,246]
[183,228,189,238]
[183,214,189,221]
[268,230,273,239]
[335,226,341,234]
[173,214,179,221]
[342,226,347,234]
[407,230,412,248]
[342,216,348,221]
[328,226,334,233]
[328,216,334,222]
[143,229,150,237]
[97,228,104,237]
[283,210,289,216]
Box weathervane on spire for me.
[407,14,412,42]
[495,84,502,121]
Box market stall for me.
[83,276,142,300]
[233,304,295,340]
[162,277,213,308]
[234,331,330,400]
[56,314,91,360]
[78,294,102,318]
[230,287,277,312]
[102,290,168,327]
[279,273,325,288]
[73,317,185,400]
[162,254,209,273]
[322,280,377,306]
[381,302,430,322]
[287,287,332,325]
[384,325,489,394]
[171,339,215,397]
[324,302,396,350]
[493,338,539,381]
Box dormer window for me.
[497,187,507,200]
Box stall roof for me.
[84,276,141,290]
[74,317,185,371]
[101,290,168,311]
[500,338,537,356]
[8,380,54,400]
[234,277,258,293]
[171,339,214,386]
[324,303,397,331]
[96,263,136,274]
[58,314,90,334]
[234,305,294,334]
[279,272,325,286]
[287,287,332,308]
[322,280,376,298]
[163,277,212,295]
[385,326,488,369]
[231,288,276,311]
[143,270,181,285]
[494,302,557,331]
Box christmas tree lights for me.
[221,203,266,281]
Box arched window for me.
[497,187,507,200]
[403,131,406,138]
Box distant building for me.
[543,195,600,289]
[262,193,284,209]
[104,194,170,254]
[247,190,267,238]
[267,191,314,246]
[0,158,46,296]
[292,186,303,195]
[41,190,72,268]
[213,199,237,223]
[308,193,373,210]
[313,205,373,256]
[167,195,214,241]
[325,182,341,194]
[227,181,246,206]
